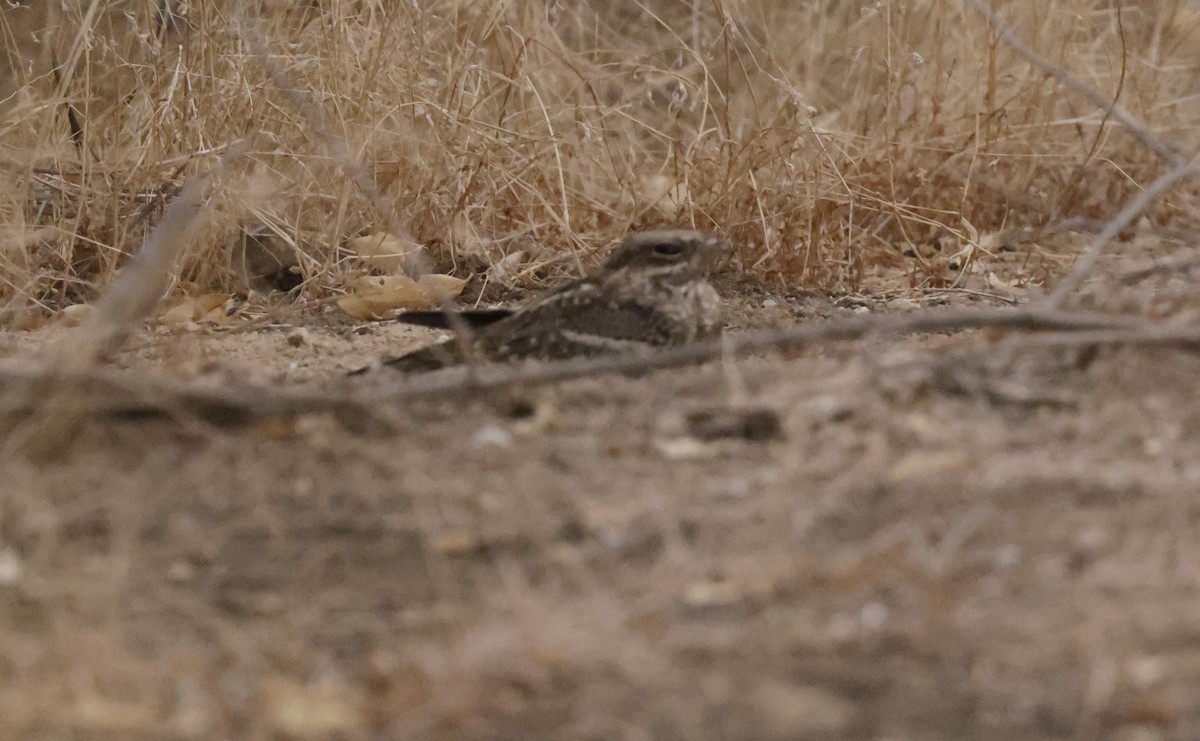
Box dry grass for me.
[1,0,1199,325]
[7,4,1200,738]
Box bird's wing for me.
[478,283,684,360]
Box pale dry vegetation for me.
[3,0,1199,327]
[7,3,1200,740]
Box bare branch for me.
[238,18,481,364]
[0,305,1146,434]
[963,0,1187,168]
[963,0,1199,306]
[1016,326,1200,350]
[1045,164,1200,307]
[239,26,421,266]
[368,305,1144,400]
[7,148,245,459]
[57,154,227,369]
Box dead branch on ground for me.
[368,305,1146,400]
[0,305,1158,433]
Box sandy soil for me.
[2,271,1200,740]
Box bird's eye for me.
[653,242,683,256]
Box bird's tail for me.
[394,309,513,330]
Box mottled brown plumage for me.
[382,229,728,372]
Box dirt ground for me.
[3,268,1200,740]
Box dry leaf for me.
[337,275,425,320]
[335,296,382,321]
[417,273,468,302]
[347,232,421,273]
[159,293,232,326]
[640,174,689,218]
[986,271,1024,292]
[159,302,197,325]
[60,303,94,326]
[337,274,466,320]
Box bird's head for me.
[602,229,731,278]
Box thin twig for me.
[1020,326,1200,350]
[7,148,244,459]
[964,0,1199,307]
[239,18,482,366]
[0,306,1148,431]
[1044,164,1200,306]
[1118,251,1200,286]
[367,305,1143,401]
[963,0,1186,168]
[240,27,422,268]
[60,152,236,369]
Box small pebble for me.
[472,423,513,449]
[0,548,23,586]
[860,601,889,630]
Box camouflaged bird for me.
[382,229,729,372]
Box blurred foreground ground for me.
[3,276,1200,741]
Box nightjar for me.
[382,229,729,372]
